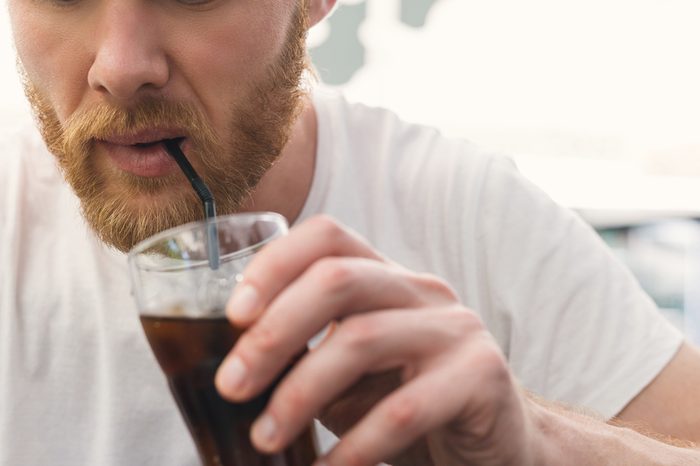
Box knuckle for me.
[465,359,515,442]
[472,343,511,395]
[336,316,381,351]
[413,273,459,303]
[310,214,346,241]
[335,440,370,466]
[385,393,420,432]
[276,379,309,418]
[244,324,280,354]
[482,348,510,385]
[311,257,357,295]
[442,306,484,337]
[308,215,374,257]
[255,253,288,283]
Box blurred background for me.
[2,0,700,335]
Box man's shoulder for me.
[313,87,445,142]
[312,87,500,171]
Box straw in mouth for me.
[162,138,220,270]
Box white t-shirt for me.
[0,90,682,465]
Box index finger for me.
[226,215,385,325]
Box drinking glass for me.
[128,212,318,466]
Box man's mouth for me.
[133,140,165,149]
[132,137,185,149]
[99,134,187,178]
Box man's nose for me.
[87,6,169,101]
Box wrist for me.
[525,395,700,466]
[525,398,573,466]
[526,398,621,466]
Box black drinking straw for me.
[163,139,220,270]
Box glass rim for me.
[127,211,287,273]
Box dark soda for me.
[140,315,318,466]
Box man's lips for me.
[101,129,185,146]
[98,133,187,178]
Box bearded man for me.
[2,1,700,465]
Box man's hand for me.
[215,215,542,465]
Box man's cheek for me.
[14,40,86,122]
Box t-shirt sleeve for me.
[473,156,683,419]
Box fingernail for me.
[218,356,247,392]
[228,283,260,322]
[252,413,278,448]
[313,460,329,466]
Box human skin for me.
[8,0,700,464]
[8,0,323,224]
[216,215,700,466]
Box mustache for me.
[60,98,221,156]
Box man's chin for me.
[80,187,204,252]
